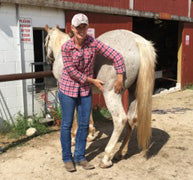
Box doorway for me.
[133,17,179,92]
[33,29,57,92]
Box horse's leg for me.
[115,100,137,159]
[71,107,78,146]
[100,90,127,168]
[114,86,137,159]
[114,122,132,159]
[87,109,96,142]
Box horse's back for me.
[95,29,141,90]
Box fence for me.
[0,70,129,126]
[0,70,57,125]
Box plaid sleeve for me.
[95,39,125,74]
[61,44,87,84]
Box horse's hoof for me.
[87,135,96,142]
[87,131,99,142]
[99,160,113,168]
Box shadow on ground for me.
[86,115,170,162]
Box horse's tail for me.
[135,37,156,150]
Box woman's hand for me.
[87,77,104,92]
[114,74,124,94]
[93,79,104,92]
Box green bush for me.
[0,112,50,139]
[0,120,12,134]
[93,107,112,122]
[183,84,193,90]
[50,106,62,121]
[11,112,29,137]
[30,116,50,135]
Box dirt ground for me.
[0,89,193,180]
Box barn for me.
[0,0,193,123]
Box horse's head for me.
[44,25,57,64]
[44,25,71,64]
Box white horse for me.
[44,25,156,168]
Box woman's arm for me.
[95,39,125,93]
[86,77,104,92]
[61,47,87,84]
[62,45,105,91]
[95,39,125,74]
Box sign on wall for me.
[185,35,190,46]
[19,18,33,43]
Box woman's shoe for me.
[76,160,95,170]
[64,161,76,172]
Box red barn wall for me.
[59,0,129,9]
[181,23,193,87]
[134,0,189,17]
[65,11,132,37]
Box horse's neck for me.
[52,31,70,58]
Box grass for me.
[0,106,111,140]
[183,84,193,90]
[48,105,112,124]
[93,107,112,122]
[0,107,111,153]
[0,112,50,139]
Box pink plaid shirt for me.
[59,35,125,97]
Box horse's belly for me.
[95,29,140,90]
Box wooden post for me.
[0,71,53,82]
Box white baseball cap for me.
[71,13,89,27]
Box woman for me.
[58,13,125,172]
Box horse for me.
[44,25,156,168]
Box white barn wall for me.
[18,5,65,116]
[19,5,65,28]
[0,3,23,122]
[0,3,65,123]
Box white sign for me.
[19,18,33,43]
[87,28,95,38]
[185,35,190,46]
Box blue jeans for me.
[58,90,92,162]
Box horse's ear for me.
[56,24,60,29]
[45,24,49,32]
